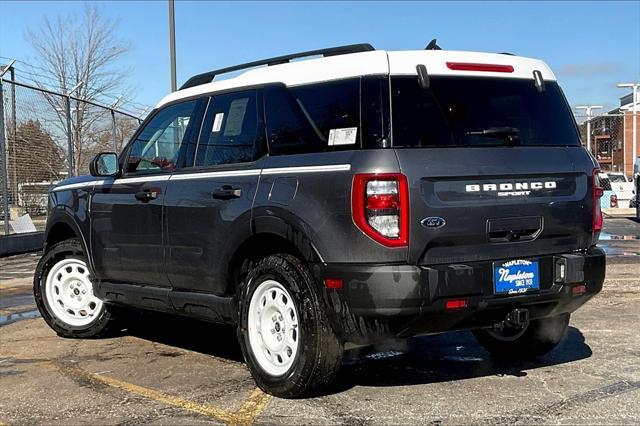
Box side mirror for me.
[90,152,119,177]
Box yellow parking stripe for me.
[93,373,238,423]
[37,360,270,425]
[233,387,272,425]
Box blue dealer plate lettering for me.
[494,259,540,294]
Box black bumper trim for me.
[312,247,605,344]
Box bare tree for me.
[90,115,139,158]
[25,4,131,175]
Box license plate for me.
[494,259,540,294]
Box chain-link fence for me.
[0,77,144,235]
[575,113,629,174]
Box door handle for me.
[135,190,158,201]
[211,185,242,199]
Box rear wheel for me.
[34,238,115,338]
[473,314,570,360]
[237,254,343,398]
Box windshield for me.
[608,174,627,183]
[391,76,580,148]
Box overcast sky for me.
[1,1,638,114]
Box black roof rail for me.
[179,43,376,90]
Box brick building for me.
[581,92,639,178]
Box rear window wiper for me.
[465,127,520,145]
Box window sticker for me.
[328,127,358,146]
[212,113,224,133]
[224,98,249,136]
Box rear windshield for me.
[391,76,580,148]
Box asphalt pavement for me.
[1,218,639,424]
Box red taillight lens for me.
[610,194,618,208]
[366,194,400,210]
[445,299,468,310]
[352,173,409,248]
[592,169,603,242]
[324,278,343,289]
[572,284,587,296]
[446,62,514,73]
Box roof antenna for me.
[425,39,442,50]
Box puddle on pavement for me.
[600,245,640,256]
[0,310,40,326]
[599,232,640,241]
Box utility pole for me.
[617,83,639,178]
[169,0,177,92]
[576,105,603,153]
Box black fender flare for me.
[45,208,94,271]
[252,214,323,263]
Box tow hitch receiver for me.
[492,308,530,332]
[505,308,529,327]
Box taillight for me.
[592,168,603,244]
[352,173,409,247]
[610,194,618,208]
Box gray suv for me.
[34,43,606,398]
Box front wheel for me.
[473,314,570,360]
[237,254,343,398]
[34,238,116,338]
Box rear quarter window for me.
[265,77,389,156]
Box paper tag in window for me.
[328,127,357,146]
[212,113,224,132]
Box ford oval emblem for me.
[421,217,446,229]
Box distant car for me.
[607,172,634,208]
[598,173,619,209]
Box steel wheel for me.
[44,258,104,327]
[247,279,300,376]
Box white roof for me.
[156,49,557,109]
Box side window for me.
[291,78,360,147]
[264,85,323,155]
[195,90,264,166]
[265,77,388,156]
[126,100,198,173]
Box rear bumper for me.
[312,247,605,344]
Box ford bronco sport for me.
[34,42,605,398]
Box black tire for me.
[34,238,116,338]
[473,314,570,360]
[237,253,343,398]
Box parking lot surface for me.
[1,218,639,424]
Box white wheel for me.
[247,279,300,376]
[44,258,104,327]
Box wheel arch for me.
[226,215,323,296]
[44,210,92,268]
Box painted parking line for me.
[36,360,271,425]
[234,387,272,424]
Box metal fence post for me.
[65,95,74,177]
[111,109,117,152]
[0,77,11,235]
